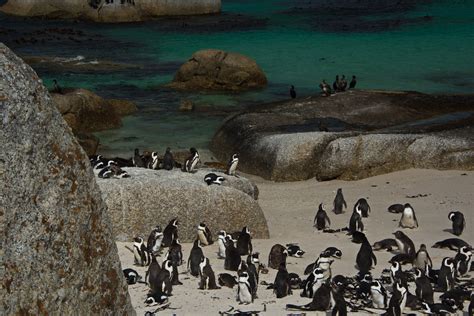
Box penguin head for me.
[250,252,260,264]
[318,203,324,212]
[414,268,423,279]
[241,226,250,234]
[332,275,347,288]
[190,147,197,154]
[442,257,454,270]
[294,250,305,258]
[163,260,173,272]
[420,302,431,313]
[337,188,342,194]
[459,246,471,257]
[403,203,412,210]
[448,212,455,221]
[193,239,201,248]
[197,223,206,231]
[361,273,372,283]
[419,243,427,251]
[370,280,382,291]
[391,261,400,270]
[232,153,239,160]
[238,260,248,272]
[133,236,143,244]
[238,271,249,282]
[151,152,158,159]
[169,218,178,227]
[312,268,325,280]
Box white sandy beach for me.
[117,169,473,315]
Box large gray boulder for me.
[0,44,134,315]
[211,90,474,181]
[97,168,268,242]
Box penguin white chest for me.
[238,282,252,304]
[197,230,208,245]
[217,239,226,258]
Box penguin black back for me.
[274,263,292,298]
[314,203,331,230]
[162,147,174,170]
[188,239,204,277]
[354,198,371,217]
[448,211,465,236]
[224,237,241,271]
[356,234,377,274]
[236,226,252,255]
[333,188,347,214]
[162,218,178,247]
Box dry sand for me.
[117,169,473,315]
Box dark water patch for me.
[425,71,474,89]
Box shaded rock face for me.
[0,44,134,315]
[211,90,474,181]
[97,168,268,242]
[169,49,267,92]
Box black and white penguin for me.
[196,223,213,246]
[147,226,163,256]
[236,226,252,256]
[437,257,455,292]
[162,147,174,170]
[149,152,159,170]
[217,230,227,259]
[454,246,472,277]
[198,257,220,290]
[389,261,409,287]
[274,262,292,298]
[399,203,419,228]
[123,268,142,285]
[387,203,404,214]
[349,75,357,89]
[224,237,241,271]
[333,188,347,214]
[290,85,296,99]
[348,206,364,234]
[268,244,287,270]
[331,280,348,315]
[414,268,434,304]
[287,278,332,311]
[432,238,471,251]
[246,254,259,296]
[385,281,407,316]
[421,302,456,315]
[166,238,183,267]
[315,255,334,281]
[226,153,239,176]
[218,273,237,288]
[393,231,416,258]
[237,271,255,304]
[204,173,225,185]
[340,75,347,91]
[448,211,465,236]
[321,247,342,259]
[98,165,114,178]
[301,267,326,299]
[133,236,151,266]
[413,244,432,271]
[154,260,174,296]
[288,273,302,290]
[147,254,161,293]
[356,234,377,274]
[370,280,388,309]
[354,198,371,218]
[373,238,399,252]
[133,148,145,168]
[184,147,199,173]
[313,203,331,230]
[162,218,178,248]
[144,292,168,307]
[357,273,372,300]
[286,244,305,258]
[187,239,204,277]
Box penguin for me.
[340,75,348,91]
[301,267,326,299]
[94,160,115,176]
[133,148,145,168]
[123,268,142,285]
[218,273,238,288]
[153,260,173,296]
[204,173,225,185]
[354,198,371,218]
[148,152,159,169]
[236,226,252,256]
[224,236,241,271]
[162,147,174,170]
[288,273,302,290]
[98,166,114,178]
[198,257,220,290]
[147,226,163,256]
[389,261,409,287]
[147,254,161,293]
[237,271,254,304]
[373,238,399,252]
[421,302,457,315]
[52,79,62,93]
[333,188,347,214]
[348,206,364,234]
[162,218,178,248]
[313,203,331,230]
[246,254,259,297]
[388,203,404,214]
[432,238,471,251]
[144,293,168,306]
[437,257,455,292]
[166,238,183,267]
[385,281,407,316]
[399,203,418,228]
[196,223,213,246]
[290,85,296,99]
[112,167,130,178]
[413,244,432,271]
[274,262,292,298]
[349,75,357,89]
[356,233,377,274]
[331,280,348,316]
[393,231,416,258]
[217,230,227,259]
[286,244,305,258]
[184,147,199,173]
[357,273,372,300]
[370,280,388,309]
[268,244,287,270]
[226,153,239,176]
[286,280,331,311]
[454,246,472,277]
[315,255,334,281]
[448,211,465,236]
[188,239,204,277]
[321,247,342,259]
[351,231,367,244]
[133,236,151,266]
[414,268,434,304]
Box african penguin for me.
[152,260,173,296]
[147,226,163,256]
[133,236,151,266]
[149,152,159,170]
[321,247,342,259]
[387,203,404,214]
[357,273,372,300]
[437,257,455,292]
[331,280,348,315]
[147,254,161,293]
[385,281,407,316]
[454,246,472,277]
[268,244,287,270]
[421,302,457,315]
[414,268,434,304]
[413,244,432,271]
[133,148,145,168]
[301,267,325,299]
[354,198,371,217]
[123,268,142,285]
[288,273,302,290]
[448,211,465,236]
[226,153,239,176]
[162,218,178,248]
[196,223,213,246]
[373,239,399,252]
[313,203,331,230]
[273,262,292,298]
[393,231,416,258]
[204,173,225,185]
[286,244,305,258]
[144,293,168,306]
[348,206,364,234]
[246,254,259,297]
[356,234,377,274]
[199,257,220,290]
[218,273,237,288]
[217,230,227,259]
[224,236,241,271]
[399,203,418,228]
[166,238,183,267]
[333,188,347,214]
[370,280,388,309]
[162,147,174,170]
[236,226,252,256]
[389,261,409,287]
[237,271,254,304]
[188,239,204,277]
[287,278,331,311]
[184,147,199,173]
[432,238,471,251]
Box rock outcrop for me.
[0,0,221,23]
[97,168,268,242]
[0,44,134,314]
[211,90,474,181]
[169,49,267,91]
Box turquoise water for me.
[2,0,473,156]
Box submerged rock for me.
[0,43,134,314]
[169,49,267,92]
[97,168,268,242]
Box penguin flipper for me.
[286,304,313,311]
[372,252,377,266]
[343,200,347,209]
[326,215,331,227]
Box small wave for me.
[52,55,86,63]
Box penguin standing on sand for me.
[133,148,146,168]
[399,203,419,228]
[188,239,204,277]
[393,231,416,258]
[454,246,472,277]
[133,236,150,266]
[237,226,252,256]
[196,223,213,246]
[217,230,227,259]
[268,244,287,270]
[162,218,179,248]
[226,154,239,176]
[183,147,199,173]
[370,280,388,309]
[287,276,332,311]
[274,263,292,298]
[349,75,357,89]
[333,188,347,214]
[437,257,455,291]
[349,206,364,234]
[155,260,174,296]
[356,234,377,274]
[147,226,163,256]
[354,198,371,217]
[237,271,254,304]
[448,211,465,236]
[225,237,241,271]
[386,281,407,315]
[147,254,161,293]
[414,268,434,304]
[162,147,174,170]
[314,203,331,230]
[290,85,296,99]
[413,244,432,271]
[199,257,220,290]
